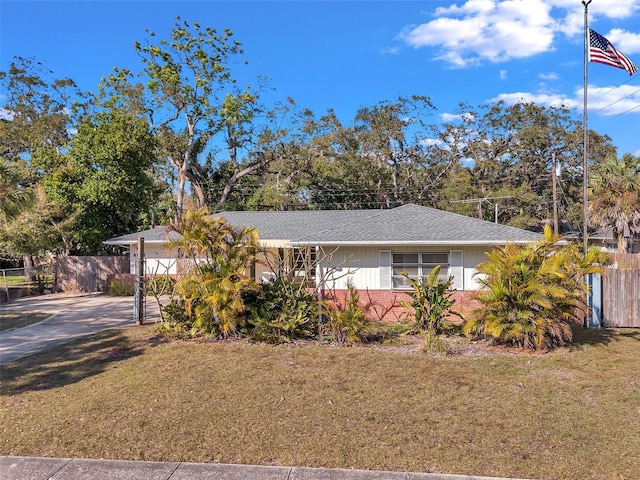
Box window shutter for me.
[449,250,464,290]
[379,250,392,290]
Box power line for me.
[593,86,640,115]
[612,102,640,118]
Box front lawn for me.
[1,325,639,480]
[0,312,50,332]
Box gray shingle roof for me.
[104,204,542,247]
[216,209,376,242]
[218,204,542,246]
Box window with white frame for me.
[391,252,450,289]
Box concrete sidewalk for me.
[0,457,536,480]
[0,293,161,364]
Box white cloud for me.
[439,111,476,122]
[491,91,579,109]
[491,83,640,116]
[440,112,463,122]
[499,69,507,80]
[398,0,556,67]
[381,46,402,55]
[580,84,640,116]
[606,29,640,54]
[398,0,640,67]
[420,137,445,147]
[539,72,559,80]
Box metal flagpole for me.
[582,0,594,328]
[582,0,592,255]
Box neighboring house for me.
[565,228,640,254]
[105,203,543,321]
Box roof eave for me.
[289,239,539,247]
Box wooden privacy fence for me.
[609,252,640,269]
[53,256,129,293]
[601,253,640,327]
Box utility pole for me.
[551,152,559,236]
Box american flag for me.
[589,29,639,76]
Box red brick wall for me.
[322,288,481,324]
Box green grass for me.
[1,326,640,479]
[1,274,53,287]
[0,312,50,332]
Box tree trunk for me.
[617,232,628,253]
[23,254,34,282]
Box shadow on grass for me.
[0,328,165,395]
[571,325,640,348]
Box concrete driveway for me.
[0,293,162,364]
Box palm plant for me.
[589,153,640,253]
[464,226,606,350]
[401,265,460,353]
[165,208,260,338]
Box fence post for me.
[1,269,7,302]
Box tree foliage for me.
[589,153,640,252]
[0,21,628,263]
[99,18,295,216]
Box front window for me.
[392,252,449,289]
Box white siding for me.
[450,250,463,290]
[318,245,492,291]
[318,246,379,290]
[131,244,179,275]
[379,250,392,290]
[462,246,490,290]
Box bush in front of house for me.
[145,274,176,296]
[245,277,322,344]
[401,265,460,353]
[159,208,260,338]
[463,225,607,351]
[325,282,372,345]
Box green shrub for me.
[107,274,136,296]
[326,283,371,345]
[157,299,193,338]
[246,278,322,344]
[400,265,460,353]
[164,208,260,339]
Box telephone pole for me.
[551,152,559,236]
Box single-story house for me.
[105,203,543,321]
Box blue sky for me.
[2,0,639,156]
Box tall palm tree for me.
[589,154,640,252]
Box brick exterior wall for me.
[322,288,481,324]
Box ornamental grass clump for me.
[464,225,607,351]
